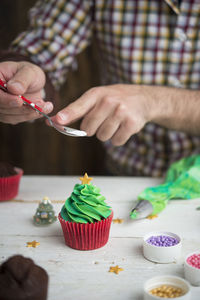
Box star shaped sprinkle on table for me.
[147,214,158,220]
[26,240,40,248]
[113,218,124,224]
[109,265,124,274]
[79,173,93,185]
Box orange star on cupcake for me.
[79,173,93,185]
[109,265,124,274]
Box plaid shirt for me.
[11,0,200,177]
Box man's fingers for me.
[111,118,138,146]
[0,61,50,125]
[80,96,117,136]
[0,102,53,125]
[96,117,120,142]
[95,105,125,141]
[0,87,53,113]
[0,91,23,108]
[0,111,43,125]
[6,63,45,95]
[54,87,103,125]
[0,101,53,115]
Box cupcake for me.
[0,161,23,201]
[0,255,48,300]
[58,173,113,250]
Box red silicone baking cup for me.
[0,167,23,201]
[58,210,113,250]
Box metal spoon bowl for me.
[19,95,87,137]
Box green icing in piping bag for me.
[130,155,200,219]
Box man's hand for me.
[52,84,152,146]
[0,61,53,124]
[52,83,200,145]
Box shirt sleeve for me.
[10,0,94,90]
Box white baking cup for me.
[143,275,191,300]
[143,231,182,263]
[184,251,200,286]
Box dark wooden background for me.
[0,0,106,175]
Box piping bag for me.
[130,155,200,219]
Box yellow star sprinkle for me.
[109,265,124,274]
[79,173,93,185]
[147,214,158,220]
[26,240,40,248]
[113,218,124,224]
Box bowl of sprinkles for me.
[143,231,182,263]
[184,252,200,286]
[144,275,191,300]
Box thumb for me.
[7,79,24,95]
[6,63,44,95]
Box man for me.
[0,0,200,176]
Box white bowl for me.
[144,275,191,300]
[184,251,200,286]
[143,231,182,263]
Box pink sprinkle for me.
[187,254,200,269]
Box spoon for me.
[0,79,87,137]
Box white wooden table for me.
[0,176,200,300]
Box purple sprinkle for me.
[146,235,179,247]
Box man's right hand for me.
[0,61,53,124]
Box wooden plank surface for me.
[0,176,200,299]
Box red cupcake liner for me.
[58,210,113,250]
[0,167,23,201]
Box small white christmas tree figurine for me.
[33,196,57,226]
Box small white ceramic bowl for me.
[143,275,191,300]
[143,231,182,263]
[184,251,200,286]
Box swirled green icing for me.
[61,183,112,224]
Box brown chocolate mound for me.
[0,255,48,300]
[0,162,17,177]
